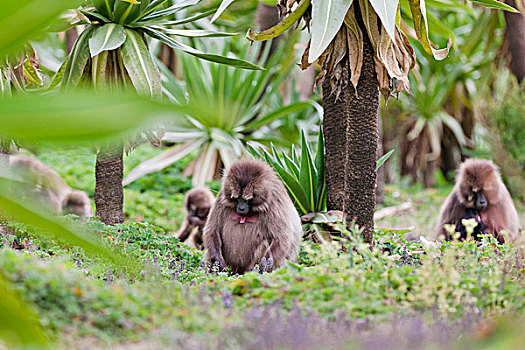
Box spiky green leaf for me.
[89,23,127,57]
[62,26,94,87]
[376,149,394,170]
[144,27,264,70]
[314,126,326,211]
[0,0,83,57]
[211,0,237,22]
[120,29,161,97]
[299,131,317,212]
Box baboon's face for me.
[63,191,92,217]
[461,187,487,211]
[186,192,212,226]
[458,161,498,211]
[223,164,271,217]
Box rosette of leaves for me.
[59,0,261,94]
[239,0,517,100]
[57,0,263,224]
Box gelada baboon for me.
[436,159,520,243]
[203,158,302,274]
[9,155,93,218]
[176,187,215,249]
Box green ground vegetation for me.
[1,146,524,349]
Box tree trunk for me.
[376,107,385,205]
[322,63,350,212]
[65,28,78,54]
[440,126,459,182]
[504,0,525,83]
[322,3,379,243]
[254,3,281,60]
[159,43,178,76]
[95,143,124,225]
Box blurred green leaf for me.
[242,102,315,131]
[469,0,518,12]
[0,278,48,348]
[0,0,82,57]
[0,90,183,144]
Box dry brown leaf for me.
[299,39,312,70]
[344,5,363,92]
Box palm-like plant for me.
[58,0,261,224]
[123,41,320,187]
[395,5,506,186]
[212,0,518,245]
[398,60,469,187]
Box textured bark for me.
[322,64,350,212]
[344,6,379,243]
[321,3,379,243]
[376,108,385,205]
[95,144,124,225]
[504,0,525,83]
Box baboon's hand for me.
[211,255,227,271]
[258,255,274,274]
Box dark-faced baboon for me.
[177,187,215,249]
[203,158,302,274]
[9,155,93,218]
[436,159,520,243]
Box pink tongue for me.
[240,217,246,224]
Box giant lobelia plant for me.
[213,0,519,244]
[58,0,261,225]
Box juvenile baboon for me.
[455,208,486,241]
[9,155,93,218]
[436,159,520,243]
[203,158,302,274]
[177,187,215,249]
